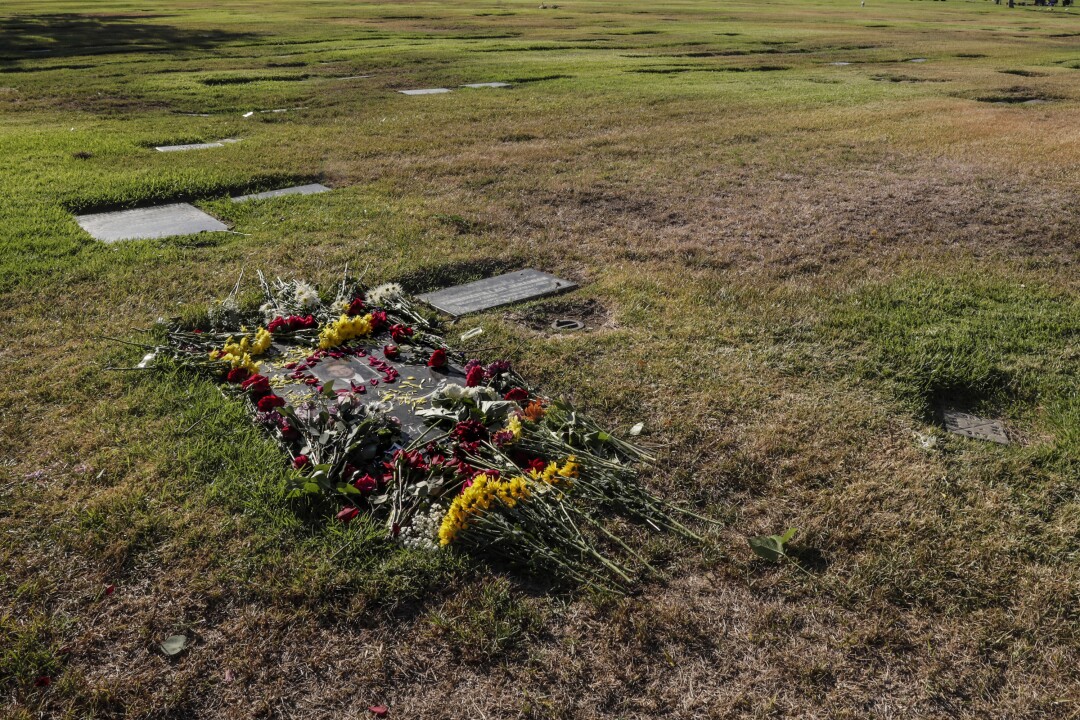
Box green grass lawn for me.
[2,0,1079,717]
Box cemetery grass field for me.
[3,0,1080,716]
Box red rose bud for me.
[104,583,115,596]
[336,506,360,523]
[383,344,400,359]
[241,374,271,396]
[368,706,389,718]
[389,324,414,343]
[347,297,365,316]
[370,310,387,329]
[354,474,378,494]
[225,367,250,383]
[465,365,485,388]
[292,454,309,469]
[256,394,285,412]
[504,387,529,403]
[427,348,447,368]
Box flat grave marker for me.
[231,184,332,203]
[462,82,512,88]
[262,343,467,444]
[76,203,227,243]
[155,138,240,152]
[399,88,451,95]
[417,269,577,317]
[942,410,1009,444]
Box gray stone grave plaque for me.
[908,58,927,63]
[261,343,467,444]
[462,82,511,88]
[942,411,1009,445]
[75,203,227,243]
[399,88,451,95]
[155,138,240,152]
[417,269,578,317]
[829,62,851,66]
[231,184,332,203]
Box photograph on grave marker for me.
[129,273,711,591]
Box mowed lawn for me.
[2,0,1079,717]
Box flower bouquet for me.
[126,272,713,593]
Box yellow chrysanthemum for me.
[438,474,531,546]
[211,335,260,375]
[527,457,578,488]
[506,415,523,440]
[318,313,374,349]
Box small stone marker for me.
[230,184,332,203]
[418,269,577,317]
[75,203,227,243]
[462,82,512,88]
[399,88,451,95]
[908,58,928,63]
[155,138,240,152]
[829,61,852,66]
[942,411,1009,444]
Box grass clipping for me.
[126,273,713,593]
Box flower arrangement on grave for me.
[126,272,712,592]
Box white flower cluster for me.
[367,282,403,306]
[293,281,320,310]
[439,382,498,403]
[397,503,444,551]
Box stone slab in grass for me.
[231,183,332,203]
[155,138,240,152]
[399,88,451,95]
[417,269,577,317]
[75,203,227,243]
[462,82,511,88]
[942,411,1009,444]
[263,343,466,443]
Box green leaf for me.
[321,380,336,397]
[748,528,798,562]
[160,634,188,656]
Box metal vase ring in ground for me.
[136,273,711,593]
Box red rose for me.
[257,394,285,411]
[292,454,309,469]
[279,421,297,438]
[336,506,360,523]
[383,344,400,359]
[390,324,414,343]
[354,474,378,494]
[427,348,447,368]
[465,365,485,388]
[347,297,365,316]
[241,374,270,396]
[369,310,387,330]
[226,367,250,384]
[504,387,529,403]
[526,458,547,473]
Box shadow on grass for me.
[0,13,260,61]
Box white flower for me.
[293,281,320,310]
[441,382,466,401]
[368,282,403,305]
[465,386,497,402]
